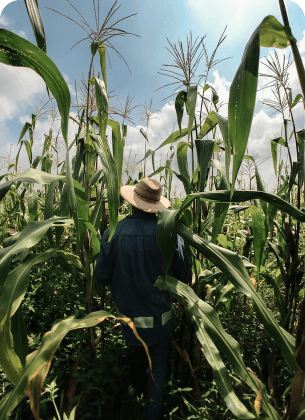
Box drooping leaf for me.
[0,30,69,142]
[175,90,187,134]
[155,276,279,419]
[187,85,197,141]
[198,111,218,139]
[195,140,215,192]
[216,113,230,178]
[0,311,149,420]
[95,77,108,144]
[0,250,56,385]
[177,142,191,194]
[136,125,197,164]
[0,168,65,202]
[0,217,72,288]
[229,16,291,196]
[271,140,278,176]
[98,43,107,92]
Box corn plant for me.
[150,5,305,419]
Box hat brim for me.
[120,185,171,213]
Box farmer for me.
[95,177,190,420]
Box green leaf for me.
[248,206,266,271]
[288,162,301,194]
[0,311,147,420]
[95,78,119,242]
[229,16,290,196]
[195,140,214,192]
[97,43,107,92]
[210,160,230,243]
[187,85,197,141]
[291,93,302,109]
[198,111,218,139]
[108,119,123,188]
[259,15,292,48]
[0,30,69,143]
[0,250,56,385]
[0,168,65,201]
[177,190,305,224]
[24,0,47,53]
[175,91,187,134]
[95,77,108,144]
[27,192,39,222]
[272,136,287,147]
[11,307,28,367]
[271,140,278,176]
[0,217,72,288]
[136,125,197,165]
[297,129,305,188]
[94,142,119,244]
[155,276,279,419]
[173,219,295,372]
[18,122,32,144]
[177,142,191,195]
[215,113,230,178]
[157,208,179,281]
[0,29,78,230]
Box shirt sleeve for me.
[172,235,190,284]
[94,228,113,286]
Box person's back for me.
[95,210,188,346]
[95,177,190,420]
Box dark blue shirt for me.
[95,213,190,346]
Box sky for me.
[0,0,305,197]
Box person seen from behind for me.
[95,177,190,420]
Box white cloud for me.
[0,13,9,26]
[0,64,46,122]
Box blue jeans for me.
[132,338,169,420]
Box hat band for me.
[135,189,160,202]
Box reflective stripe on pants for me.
[117,305,173,328]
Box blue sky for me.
[0,0,305,195]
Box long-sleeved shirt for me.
[95,213,190,346]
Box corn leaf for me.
[187,85,197,141]
[0,217,72,287]
[24,0,47,53]
[0,250,56,385]
[195,140,214,192]
[95,78,119,242]
[0,311,148,420]
[177,142,191,194]
[198,111,218,139]
[155,276,279,419]
[175,91,187,134]
[108,119,123,188]
[248,206,266,271]
[136,125,197,164]
[229,16,291,196]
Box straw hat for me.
[120,177,171,213]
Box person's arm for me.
[94,228,113,286]
[172,235,190,284]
